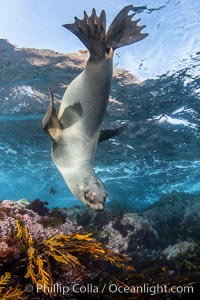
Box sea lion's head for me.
[65,171,108,211]
[75,179,108,212]
[82,184,108,212]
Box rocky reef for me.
[0,192,199,299]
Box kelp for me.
[0,272,24,300]
[13,220,134,297]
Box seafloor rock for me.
[93,212,158,254]
[160,241,196,261]
[55,192,200,259]
[144,192,200,246]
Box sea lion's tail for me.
[63,6,148,57]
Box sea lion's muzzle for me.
[87,201,105,212]
[85,191,108,211]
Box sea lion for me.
[42,5,148,211]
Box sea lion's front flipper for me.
[59,103,83,129]
[42,88,62,143]
[63,9,106,58]
[98,124,128,143]
[106,5,148,50]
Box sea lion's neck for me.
[88,47,114,62]
[55,158,95,181]
[61,161,102,196]
[86,56,113,72]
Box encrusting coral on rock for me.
[0,200,79,240]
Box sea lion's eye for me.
[84,191,89,200]
[84,191,97,203]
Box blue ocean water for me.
[0,56,199,211]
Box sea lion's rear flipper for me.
[106,5,148,50]
[42,88,62,143]
[98,124,128,143]
[63,9,106,58]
